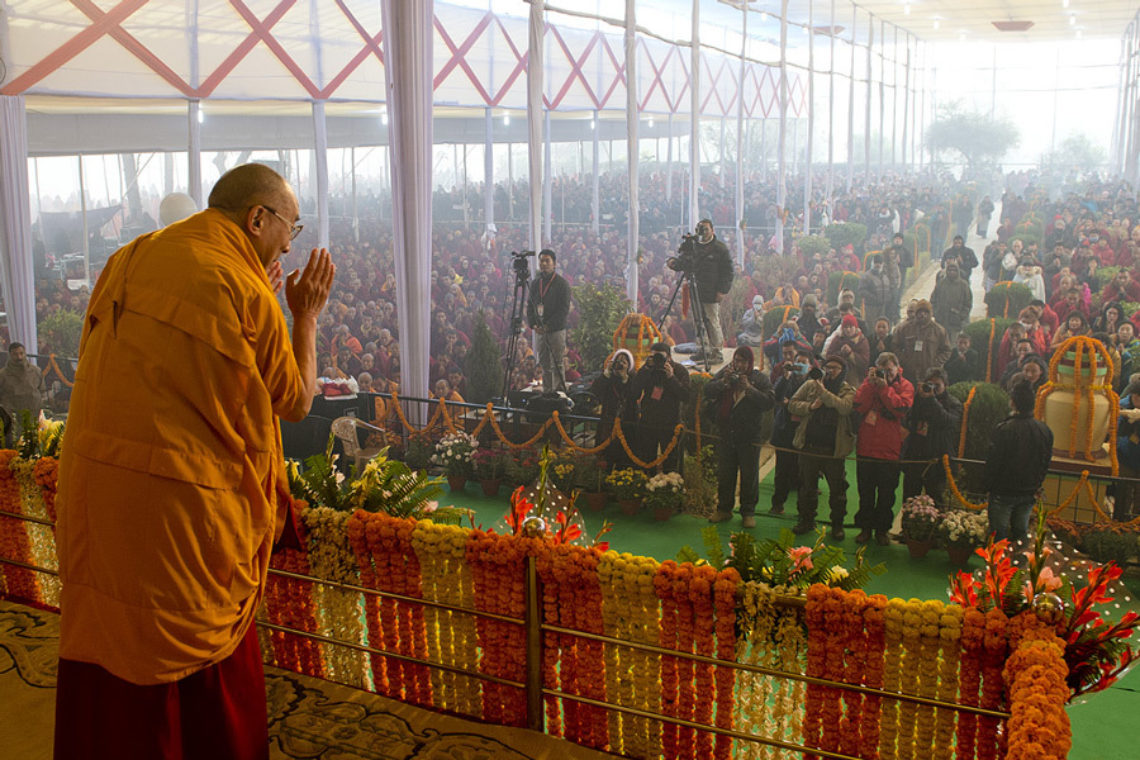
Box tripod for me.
[657,267,713,374]
[499,257,532,402]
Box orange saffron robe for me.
[55,209,306,685]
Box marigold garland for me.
[9,455,59,608]
[263,499,325,679]
[933,605,964,760]
[978,608,1009,760]
[0,450,39,606]
[957,386,977,459]
[1003,614,1072,760]
[985,319,996,383]
[1033,335,1120,469]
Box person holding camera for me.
[853,352,914,545]
[789,355,857,539]
[705,347,775,528]
[901,368,962,508]
[589,349,636,467]
[527,249,572,394]
[689,219,734,363]
[770,347,815,514]
[631,341,691,473]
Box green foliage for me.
[683,374,714,446]
[961,318,1015,382]
[17,410,38,459]
[1080,531,1139,566]
[926,101,1020,169]
[681,446,718,514]
[796,234,831,258]
[288,434,352,510]
[571,282,631,373]
[679,527,886,591]
[504,446,541,487]
[947,382,1010,460]
[824,222,867,253]
[404,434,435,471]
[984,282,1034,320]
[464,311,501,404]
[1096,266,1121,293]
[38,309,83,358]
[1041,133,1108,175]
[827,271,862,306]
[761,305,800,340]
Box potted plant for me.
[432,431,478,492]
[549,452,577,494]
[899,495,942,558]
[605,467,648,515]
[504,446,541,488]
[574,455,609,511]
[645,471,684,522]
[940,508,990,566]
[472,446,508,497]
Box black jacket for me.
[771,372,807,447]
[704,367,775,445]
[527,272,572,332]
[631,359,691,425]
[902,390,963,460]
[691,236,734,304]
[588,371,634,444]
[982,413,1054,497]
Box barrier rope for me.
[611,418,686,469]
[957,386,976,459]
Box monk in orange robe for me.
[53,164,335,760]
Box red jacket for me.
[853,374,914,459]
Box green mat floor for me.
[439,459,1137,760]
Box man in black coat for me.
[527,249,572,393]
[983,380,1053,548]
[768,347,814,514]
[901,368,963,508]
[689,219,734,363]
[631,342,691,473]
[706,346,775,528]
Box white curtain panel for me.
[313,101,330,248]
[0,95,37,353]
[625,0,639,306]
[689,0,700,231]
[381,0,433,405]
[527,0,544,251]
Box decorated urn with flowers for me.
[1035,335,1119,466]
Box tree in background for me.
[571,282,631,374]
[926,102,1019,176]
[463,311,501,404]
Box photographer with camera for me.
[706,346,775,528]
[526,249,572,394]
[853,352,914,545]
[769,347,816,514]
[589,349,636,467]
[788,355,857,539]
[631,341,691,473]
[901,368,962,508]
[679,219,734,363]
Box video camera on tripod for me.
[667,233,698,273]
[510,249,536,276]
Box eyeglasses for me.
[262,205,304,240]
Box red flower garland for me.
[654,561,680,759]
[712,568,739,760]
[264,499,324,678]
[0,449,38,605]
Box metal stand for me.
[656,269,712,374]
[499,257,532,402]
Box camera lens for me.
[808,367,823,380]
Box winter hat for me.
[841,314,859,328]
[914,299,932,313]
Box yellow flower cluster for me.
[597,551,661,758]
[412,519,480,717]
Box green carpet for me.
[440,461,1138,760]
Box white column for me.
[592,109,600,236]
[666,113,674,203]
[625,0,639,304]
[775,0,788,251]
[527,0,544,250]
[901,33,911,170]
[826,0,835,201]
[846,4,856,192]
[0,96,37,352]
[381,0,434,404]
[188,99,202,207]
[803,0,814,235]
[312,100,330,248]
[689,0,701,229]
[865,16,873,180]
[543,109,552,243]
[735,4,746,267]
[484,107,495,241]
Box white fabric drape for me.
[381,0,433,404]
[689,0,700,230]
[803,0,814,235]
[528,0,544,250]
[188,100,202,206]
[591,109,600,237]
[0,96,37,353]
[543,110,552,245]
[625,0,639,306]
[734,5,745,268]
[484,108,495,243]
[312,100,330,248]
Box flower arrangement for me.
[939,508,990,549]
[678,526,885,591]
[471,446,508,481]
[403,433,435,471]
[504,446,540,487]
[900,494,941,542]
[949,513,1140,701]
[548,452,577,493]
[432,432,478,478]
[604,467,648,501]
[37,418,65,458]
[645,471,684,512]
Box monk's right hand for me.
[286,248,336,320]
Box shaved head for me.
[208,163,291,213]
